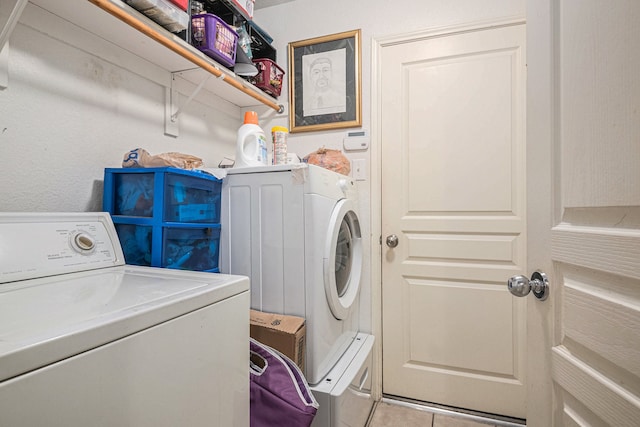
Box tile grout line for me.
[381,397,525,427]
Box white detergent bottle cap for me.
[235,111,268,168]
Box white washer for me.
[221,164,362,386]
[0,212,250,427]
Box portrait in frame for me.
[288,29,362,133]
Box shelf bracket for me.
[0,0,28,89]
[0,0,27,52]
[170,72,212,121]
[0,42,8,90]
[164,80,179,138]
[165,73,212,137]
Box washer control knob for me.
[70,231,96,253]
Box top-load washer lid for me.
[0,266,248,383]
[0,212,249,382]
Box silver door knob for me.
[507,271,549,301]
[386,234,399,248]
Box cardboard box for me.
[250,310,306,372]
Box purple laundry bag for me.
[250,338,319,427]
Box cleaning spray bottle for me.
[235,111,268,168]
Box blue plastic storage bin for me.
[115,223,153,266]
[163,224,221,271]
[104,167,222,223]
[164,172,221,223]
[114,222,220,272]
[103,167,222,272]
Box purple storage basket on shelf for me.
[191,13,238,67]
[250,338,318,427]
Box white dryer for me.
[220,164,363,386]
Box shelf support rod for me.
[170,73,211,121]
[88,0,284,113]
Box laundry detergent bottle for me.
[235,111,268,168]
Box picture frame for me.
[288,29,362,133]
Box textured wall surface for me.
[0,6,239,212]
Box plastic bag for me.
[303,147,350,175]
[122,148,203,170]
[250,338,318,427]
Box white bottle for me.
[235,111,268,168]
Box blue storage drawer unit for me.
[104,167,222,223]
[104,167,222,272]
[163,224,221,271]
[114,222,221,272]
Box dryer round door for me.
[323,198,362,320]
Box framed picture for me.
[288,29,362,133]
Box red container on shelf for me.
[251,58,285,97]
[168,0,188,11]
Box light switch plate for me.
[352,159,366,181]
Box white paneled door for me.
[379,22,528,418]
[526,0,640,425]
[379,2,640,425]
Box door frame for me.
[523,0,554,424]
[370,14,528,406]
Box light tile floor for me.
[367,400,525,427]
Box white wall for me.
[0,4,240,213]
[255,0,525,333]
[0,0,524,335]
